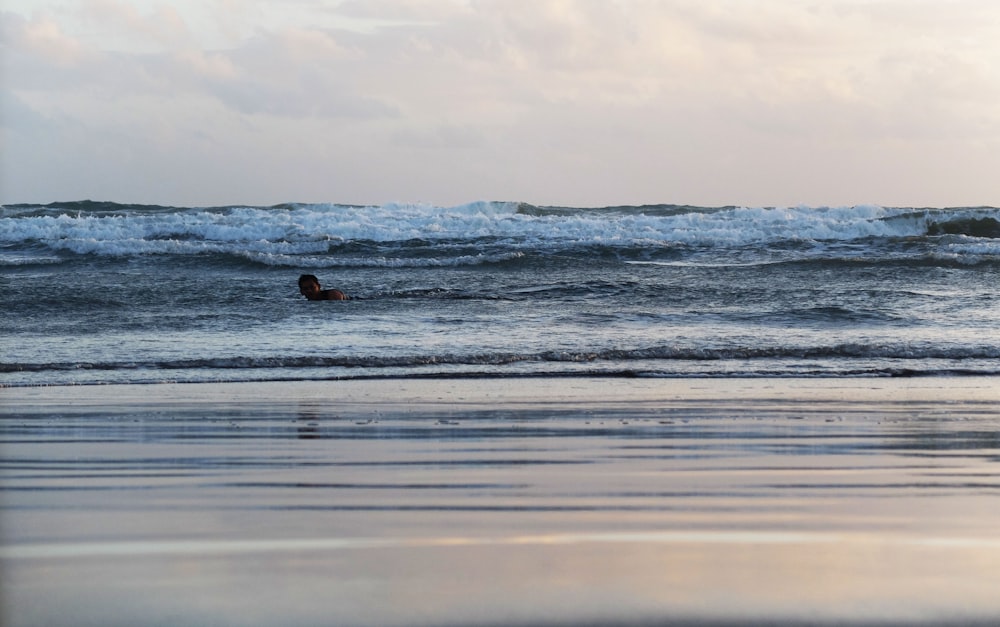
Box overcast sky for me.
[2,0,998,207]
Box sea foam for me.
[2,201,999,261]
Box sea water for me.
[2,201,999,386]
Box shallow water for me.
[3,378,1000,626]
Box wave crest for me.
[4,201,1000,264]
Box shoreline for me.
[5,373,1000,403]
[6,366,1000,389]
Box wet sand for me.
[3,377,1000,626]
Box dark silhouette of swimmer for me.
[298,274,350,301]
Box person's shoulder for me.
[323,289,349,300]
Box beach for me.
[6,2,1000,623]
[3,376,1000,626]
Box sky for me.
[2,0,999,208]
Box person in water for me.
[298,274,350,301]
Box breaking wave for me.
[4,201,1000,267]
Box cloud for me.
[1,11,97,77]
[75,0,192,50]
[2,1,999,206]
[166,29,397,118]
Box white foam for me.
[0,253,63,266]
[2,202,998,258]
[241,250,526,268]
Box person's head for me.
[298,274,321,299]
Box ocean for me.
[2,200,999,386]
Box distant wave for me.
[4,200,1000,267]
[926,216,1000,238]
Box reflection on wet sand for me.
[2,377,1000,626]
[296,403,324,439]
